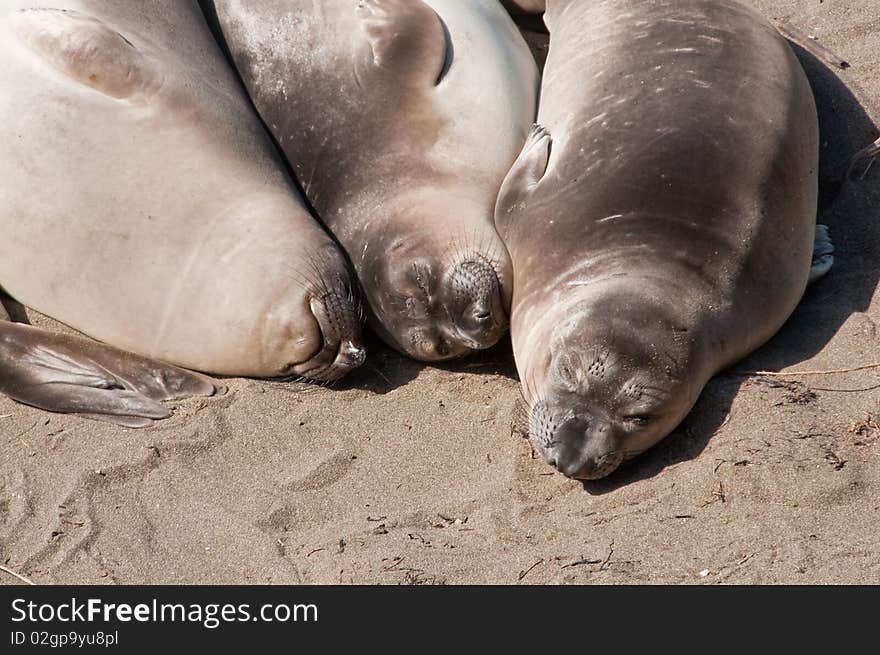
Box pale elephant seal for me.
[202,0,539,361]
[496,0,832,479]
[0,0,364,426]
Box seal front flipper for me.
[0,321,219,428]
[495,124,552,217]
[808,224,834,284]
[11,8,161,101]
[356,0,448,86]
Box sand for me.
[2,0,879,585]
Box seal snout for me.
[336,339,367,370]
[449,258,507,350]
[300,288,366,381]
[551,447,626,481]
[529,403,624,480]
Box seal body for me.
[204,0,538,361]
[0,0,365,425]
[0,0,364,379]
[496,0,819,479]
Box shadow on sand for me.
[334,331,518,395]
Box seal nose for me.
[552,453,615,480]
[541,414,623,480]
[548,439,591,478]
[336,340,366,369]
[548,446,625,480]
[449,259,506,348]
[471,299,492,323]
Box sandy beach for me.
[2,0,879,585]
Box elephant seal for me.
[202,0,539,361]
[0,0,364,426]
[496,0,831,479]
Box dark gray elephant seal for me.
[0,0,364,427]
[202,0,538,361]
[496,0,832,479]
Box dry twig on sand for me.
[739,362,880,378]
[0,565,35,585]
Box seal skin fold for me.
[0,0,365,425]
[203,0,539,361]
[496,0,820,479]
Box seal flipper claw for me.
[356,0,447,86]
[0,320,218,427]
[808,224,834,284]
[495,124,552,216]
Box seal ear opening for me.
[11,8,160,100]
[495,124,553,216]
[356,0,448,87]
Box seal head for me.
[524,290,703,480]
[360,206,509,361]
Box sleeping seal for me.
[202,0,539,361]
[496,0,832,479]
[0,0,364,426]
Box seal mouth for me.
[404,326,466,362]
[547,451,626,480]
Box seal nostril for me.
[339,340,366,367]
